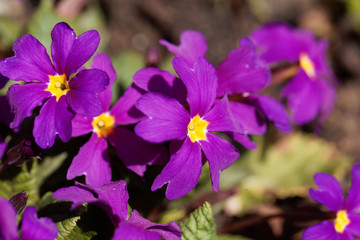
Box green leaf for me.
[58,225,97,240]
[56,216,81,240]
[37,152,67,186]
[179,202,217,240]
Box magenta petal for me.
[110,84,146,125]
[173,57,218,117]
[51,22,76,75]
[345,164,360,212]
[20,206,58,240]
[309,173,344,212]
[108,127,168,176]
[204,96,241,133]
[0,136,7,159]
[112,222,159,240]
[0,197,18,240]
[7,83,50,129]
[347,213,360,237]
[302,221,337,240]
[53,186,96,209]
[67,133,111,187]
[159,30,207,67]
[200,133,239,192]
[71,114,93,137]
[228,132,257,150]
[65,30,100,76]
[55,96,74,142]
[152,138,202,199]
[216,39,270,96]
[33,97,57,149]
[317,78,336,125]
[135,93,189,143]
[0,35,55,82]
[133,67,187,104]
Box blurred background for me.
[0,0,359,239]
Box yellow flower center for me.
[187,114,209,143]
[334,210,350,233]
[92,113,115,138]
[299,53,316,78]
[45,74,70,101]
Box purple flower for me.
[160,30,290,149]
[134,57,240,199]
[53,180,182,240]
[0,196,58,240]
[0,22,109,149]
[68,53,167,187]
[303,164,360,240]
[250,23,336,125]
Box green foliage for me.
[37,153,67,186]
[0,18,23,50]
[179,202,217,240]
[56,216,81,240]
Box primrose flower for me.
[53,180,182,240]
[0,196,58,240]
[250,23,336,125]
[135,57,240,199]
[0,22,109,149]
[303,164,360,240]
[68,53,167,187]
[160,30,290,149]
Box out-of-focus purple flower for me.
[8,192,28,214]
[250,23,336,126]
[68,53,167,187]
[135,57,240,199]
[159,30,290,149]
[0,196,58,240]
[302,164,360,240]
[0,22,109,149]
[53,180,182,240]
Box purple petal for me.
[67,69,109,117]
[71,114,93,137]
[159,30,207,67]
[347,213,360,237]
[344,164,360,212]
[227,132,257,150]
[309,173,344,212]
[33,97,57,149]
[249,94,291,132]
[20,206,58,240]
[91,53,117,111]
[108,127,168,176]
[7,83,50,129]
[0,136,7,159]
[0,73,8,89]
[133,67,187,104]
[302,221,337,240]
[317,78,336,125]
[128,210,182,240]
[216,38,270,96]
[53,186,96,209]
[0,34,55,82]
[152,138,202,199]
[55,96,74,142]
[110,83,146,125]
[51,22,76,75]
[64,27,100,76]
[135,93,189,143]
[112,222,159,240]
[0,197,18,240]
[67,133,111,187]
[173,57,218,117]
[250,23,303,64]
[204,96,241,133]
[200,133,239,192]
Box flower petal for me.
[7,83,50,129]
[344,163,360,212]
[227,132,257,150]
[55,96,74,142]
[152,138,202,199]
[317,78,336,125]
[20,206,58,240]
[200,133,239,192]
[302,221,337,240]
[309,173,344,212]
[347,213,360,237]
[0,197,18,240]
[112,222,159,240]
[67,133,111,187]
[71,114,93,137]
[173,57,218,117]
[135,93,189,143]
[133,67,187,104]
[217,38,270,96]
[159,30,207,67]
[53,186,96,209]
[0,34,55,82]
[33,97,57,149]
[108,127,168,176]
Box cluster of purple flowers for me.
[0,21,339,239]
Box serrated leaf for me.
[59,225,97,240]
[179,202,217,240]
[56,216,81,240]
